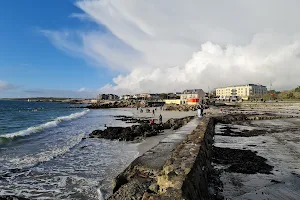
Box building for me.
[164,99,181,105]
[120,95,132,100]
[180,89,206,105]
[98,94,119,101]
[139,93,150,99]
[216,84,267,100]
[149,93,160,99]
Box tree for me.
[293,92,300,99]
[295,86,300,92]
[278,91,294,99]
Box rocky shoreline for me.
[86,101,205,111]
[89,116,195,141]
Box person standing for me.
[152,109,155,116]
[159,114,162,125]
[197,103,202,118]
[200,103,204,116]
[150,119,155,125]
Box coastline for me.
[2,103,300,199]
[108,103,300,199]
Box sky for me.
[1,0,300,98]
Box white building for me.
[120,95,132,100]
[216,84,267,100]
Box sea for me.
[0,100,139,200]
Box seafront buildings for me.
[98,94,119,100]
[215,84,268,100]
[180,89,206,105]
[98,84,267,105]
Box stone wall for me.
[109,117,216,200]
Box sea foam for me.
[1,109,90,139]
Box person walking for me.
[152,109,155,116]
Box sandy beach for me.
[114,107,197,123]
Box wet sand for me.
[214,116,300,199]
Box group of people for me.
[150,114,163,125]
[138,107,157,116]
[140,102,206,125]
[137,106,163,125]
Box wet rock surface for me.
[164,104,209,112]
[0,196,30,200]
[212,146,273,174]
[114,115,150,124]
[208,169,224,200]
[86,100,139,109]
[89,116,195,141]
[216,124,267,137]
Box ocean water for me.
[0,100,139,199]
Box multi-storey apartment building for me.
[216,84,267,100]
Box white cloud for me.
[43,0,300,94]
[0,80,18,91]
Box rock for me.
[164,104,197,112]
[109,179,151,200]
[212,146,273,174]
[148,183,159,193]
[86,100,139,109]
[144,130,158,137]
[0,196,30,200]
[89,116,195,141]
[114,115,150,124]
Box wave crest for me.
[1,109,90,139]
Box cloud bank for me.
[44,0,300,94]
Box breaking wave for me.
[0,109,90,139]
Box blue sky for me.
[0,0,116,98]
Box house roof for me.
[182,89,205,94]
[216,84,267,89]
